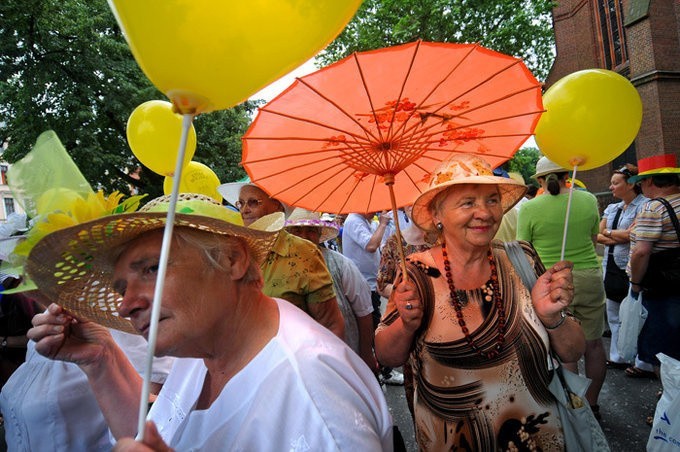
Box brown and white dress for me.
[379,241,566,451]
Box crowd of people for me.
[0,149,678,450]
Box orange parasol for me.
[242,40,543,272]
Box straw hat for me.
[411,154,526,232]
[627,154,680,184]
[25,193,281,334]
[532,156,568,179]
[284,208,339,244]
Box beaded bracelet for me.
[544,310,567,330]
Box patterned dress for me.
[379,241,566,451]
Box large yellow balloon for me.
[534,69,642,170]
[108,1,362,114]
[127,100,197,176]
[163,161,222,203]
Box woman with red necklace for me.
[375,154,586,450]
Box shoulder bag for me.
[603,208,629,302]
[640,198,680,294]
[504,241,610,452]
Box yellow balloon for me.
[107,1,362,113]
[127,100,197,176]
[163,161,222,203]
[534,69,642,170]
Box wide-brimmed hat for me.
[411,154,527,231]
[532,156,569,179]
[25,193,281,334]
[284,208,339,244]
[628,154,680,183]
[217,178,293,216]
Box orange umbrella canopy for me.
[242,40,543,214]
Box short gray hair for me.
[174,228,263,289]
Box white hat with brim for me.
[411,154,527,232]
[531,156,569,179]
[25,193,281,334]
[217,181,293,217]
[284,208,339,244]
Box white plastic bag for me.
[647,353,680,451]
[617,289,648,362]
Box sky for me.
[248,58,538,149]
[249,58,318,103]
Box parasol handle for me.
[385,177,409,285]
[135,113,195,441]
[559,164,579,261]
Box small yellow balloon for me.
[163,161,222,203]
[107,1,362,113]
[534,69,643,170]
[126,100,197,176]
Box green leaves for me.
[318,0,555,81]
[1,0,255,200]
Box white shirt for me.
[322,247,373,353]
[0,329,174,452]
[149,299,393,451]
[342,214,381,290]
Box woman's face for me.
[433,184,503,250]
[113,229,231,357]
[609,173,634,200]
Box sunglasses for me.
[615,166,635,179]
[235,198,264,210]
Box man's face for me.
[638,177,652,197]
[238,185,283,226]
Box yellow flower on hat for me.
[13,190,145,259]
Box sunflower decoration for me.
[2,131,147,294]
[12,190,146,260]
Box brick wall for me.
[547,0,680,194]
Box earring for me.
[436,222,443,231]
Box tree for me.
[506,147,541,186]
[0,0,255,199]
[318,0,555,81]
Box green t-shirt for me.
[517,190,600,269]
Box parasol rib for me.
[254,108,375,144]
[388,42,479,142]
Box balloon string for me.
[560,164,578,261]
[136,113,194,441]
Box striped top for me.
[631,193,680,252]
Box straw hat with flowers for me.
[284,208,339,244]
[411,154,526,232]
[25,193,281,334]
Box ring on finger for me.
[406,302,413,310]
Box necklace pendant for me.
[455,290,468,306]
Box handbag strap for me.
[651,197,680,242]
[606,207,623,263]
[503,241,537,290]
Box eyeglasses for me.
[235,198,263,210]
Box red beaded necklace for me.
[441,240,506,359]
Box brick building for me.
[547,0,680,194]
